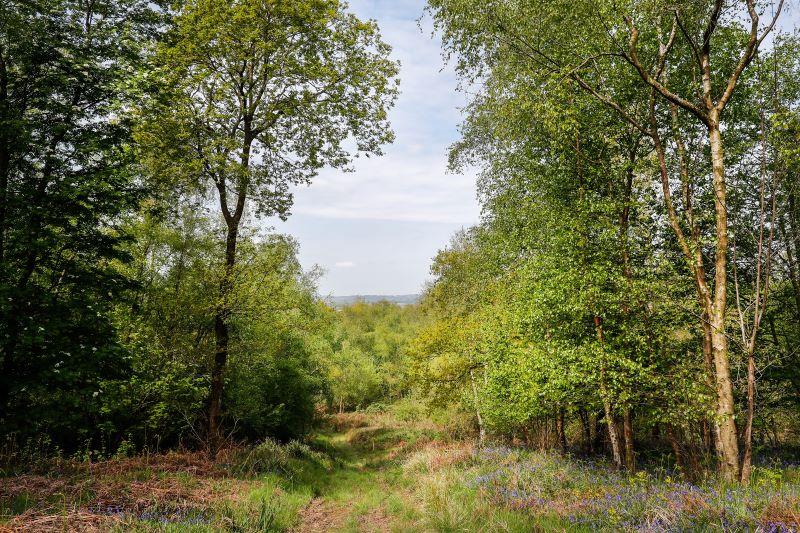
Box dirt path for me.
[294,497,351,532]
[292,426,418,533]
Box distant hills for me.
[325,294,420,308]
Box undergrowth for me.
[2,411,800,532]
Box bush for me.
[229,439,331,477]
[226,335,323,442]
[364,402,388,414]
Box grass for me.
[413,445,800,532]
[2,412,800,531]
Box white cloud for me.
[292,154,478,223]
[286,0,480,226]
[334,261,356,268]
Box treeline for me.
[0,0,400,459]
[410,0,800,483]
[326,300,425,413]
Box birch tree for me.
[428,0,785,481]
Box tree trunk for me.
[707,117,740,482]
[653,90,744,477]
[207,117,252,458]
[666,425,685,473]
[619,150,636,474]
[0,44,8,265]
[593,411,603,454]
[603,401,623,468]
[469,368,485,445]
[623,408,635,472]
[701,419,713,456]
[579,409,592,454]
[208,223,238,458]
[740,346,756,483]
[594,315,623,468]
[699,311,721,459]
[556,408,567,454]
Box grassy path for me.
[291,424,423,532]
[0,414,439,532]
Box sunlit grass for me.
[3,412,799,532]
[405,443,800,532]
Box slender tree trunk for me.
[666,424,685,473]
[593,412,603,453]
[740,347,756,482]
[701,419,713,456]
[737,122,776,483]
[207,115,252,457]
[700,312,723,461]
[618,145,637,474]
[652,100,723,468]
[556,408,567,454]
[602,400,623,468]
[579,409,592,455]
[0,44,8,266]
[707,116,740,482]
[666,425,701,480]
[623,409,635,472]
[595,316,623,468]
[469,368,485,445]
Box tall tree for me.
[0,0,160,447]
[427,0,785,481]
[139,0,398,454]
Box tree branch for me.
[624,16,708,124]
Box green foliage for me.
[0,0,163,450]
[136,0,399,218]
[410,0,800,480]
[4,0,800,494]
[327,342,383,411]
[111,208,332,447]
[229,438,332,477]
[227,335,323,442]
[130,0,400,452]
[320,300,425,412]
[0,0,400,457]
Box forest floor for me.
[0,413,442,532]
[2,412,800,531]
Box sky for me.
[269,0,479,297]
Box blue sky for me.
[271,0,479,297]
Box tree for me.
[139,0,398,454]
[0,0,161,448]
[427,0,786,482]
[327,342,382,412]
[113,205,333,448]
[333,299,425,402]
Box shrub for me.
[229,439,331,477]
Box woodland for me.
[2,0,800,531]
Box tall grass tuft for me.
[228,439,332,477]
